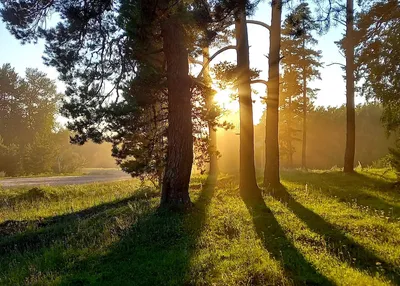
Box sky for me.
[0,1,365,124]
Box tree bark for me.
[203,47,219,176]
[301,37,307,170]
[160,16,193,209]
[235,4,260,198]
[264,0,281,188]
[344,0,355,173]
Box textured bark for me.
[264,0,281,188]
[235,4,260,198]
[160,16,193,209]
[203,47,219,176]
[344,0,355,173]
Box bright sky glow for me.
[0,2,365,125]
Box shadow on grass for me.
[270,185,400,285]
[57,175,217,285]
[282,170,400,218]
[243,195,334,285]
[0,187,159,239]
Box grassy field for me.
[0,169,399,285]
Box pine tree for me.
[281,3,322,170]
[344,0,356,173]
[235,0,261,198]
[1,0,239,208]
[356,0,400,182]
[278,72,302,168]
[264,0,282,189]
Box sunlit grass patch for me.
[0,170,399,285]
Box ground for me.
[0,169,131,188]
[0,169,399,285]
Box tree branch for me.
[189,56,203,65]
[327,62,345,67]
[196,45,237,78]
[250,79,269,87]
[246,20,271,31]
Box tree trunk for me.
[160,16,193,209]
[235,4,260,198]
[344,0,355,173]
[288,95,293,168]
[301,54,307,170]
[264,0,282,188]
[203,47,219,176]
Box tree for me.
[1,0,217,209]
[281,3,322,170]
[255,103,394,170]
[235,0,260,198]
[202,47,219,176]
[278,72,302,168]
[355,0,400,181]
[158,3,194,208]
[264,0,282,189]
[343,0,356,173]
[0,64,60,176]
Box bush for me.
[389,145,400,182]
[371,154,393,169]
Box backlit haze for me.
[0,1,365,126]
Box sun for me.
[213,86,239,112]
[212,85,266,125]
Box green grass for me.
[0,170,399,285]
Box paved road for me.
[0,170,132,188]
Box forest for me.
[0,0,399,285]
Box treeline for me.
[262,103,394,170]
[0,64,115,176]
[218,103,394,172]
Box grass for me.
[0,168,122,180]
[0,169,399,285]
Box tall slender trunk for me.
[203,47,219,176]
[288,95,293,168]
[344,0,355,173]
[301,37,307,170]
[160,15,193,209]
[235,4,260,198]
[264,0,281,188]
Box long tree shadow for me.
[282,171,400,218]
[243,196,334,285]
[59,175,217,285]
[270,185,400,285]
[0,187,160,254]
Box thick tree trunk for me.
[344,0,355,173]
[203,47,219,176]
[301,68,307,170]
[264,0,281,188]
[235,5,260,198]
[160,16,193,209]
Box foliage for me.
[389,142,400,181]
[279,3,322,165]
[0,0,242,187]
[0,64,60,176]
[355,0,400,179]
[0,64,116,176]
[0,171,399,285]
